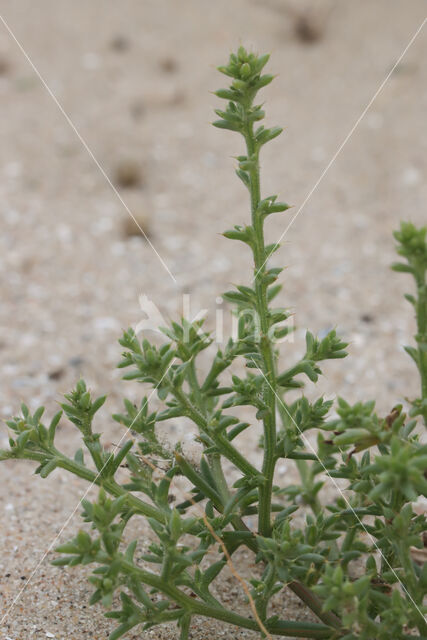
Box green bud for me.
[240,62,251,79]
[80,392,91,410]
[232,78,246,90]
[237,45,247,62]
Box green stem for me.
[286,452,318,461]
[244,114,277,537]
[121,559,334,638]
[173,387,260,478]
[225,511,341,630]
[288,582,342,631]
[56,454,163,521]
[256,563,276,622]
[215,431,260,478]
[161,551,173,581]
[187,359,204,410]
[415,270,427,425]
[209,452,231,503]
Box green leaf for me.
[235,169,250,187]
[212,119,241,132]
[256,126,283,144]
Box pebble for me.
[401,166,421,187]
[93,316,121,332]
[81,52,100,70]
[122,211,150,239]
[365,112,384,130]
[56,224,73,243]
[0,57,10,75]
[310,146,326,163]
[159,56,178,73]
[110,34,130,52]
[114,159,143,189]
[4,161,22,178]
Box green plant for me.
[2,48,426,640]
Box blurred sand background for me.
[0,1,426,638]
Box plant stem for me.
[209,452,231,503]
[244,116,277,536]
[256,563,276,622]
[173,386,260,478]
[415,269,427,425]
[188,359,204,410]
[286,452,318,461]
[55,454,163,521]
[288,582,342,631]
[121,560,334,638]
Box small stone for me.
[294,11,324,43]
[110,34,130,52]
[82,52,100,70]
[4,161,22,178]
[48,368,65,381]
[401,166,421,187]
[365,112,384,130]
[0,57,10,75]
[310,146,326,163]
[122,211,150,239]
[46,633,55,639]
[159,56,178,73]
[93,316,120,332]
[130,99,145,120]
[114,160,143,189]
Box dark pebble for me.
[48,368,65,380]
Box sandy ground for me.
[0,0,426,638]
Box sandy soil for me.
[0,0,426,638]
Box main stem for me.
[415,269,427,426]
[244,117,277,536]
